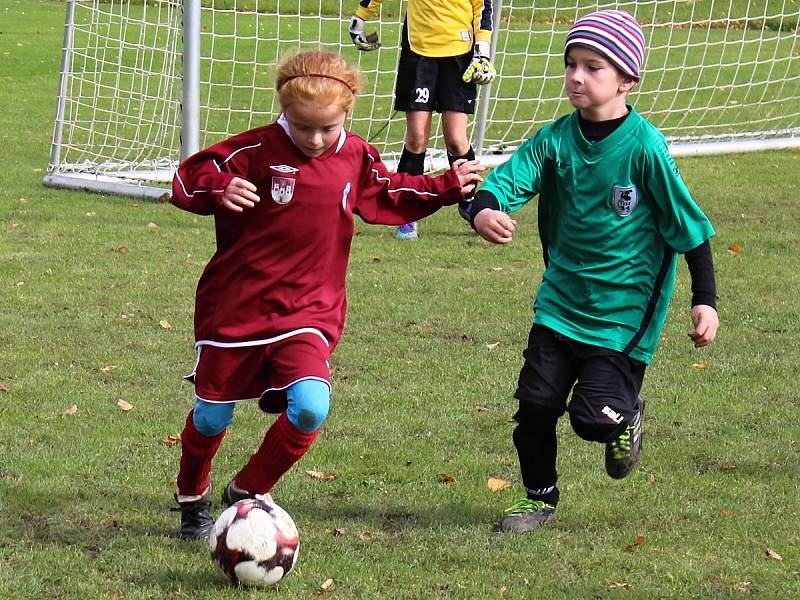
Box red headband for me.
[280,73,354,93]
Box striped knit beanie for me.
[564,10,645,80]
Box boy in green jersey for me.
[468,10,720,532]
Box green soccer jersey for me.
[480,107,715,364]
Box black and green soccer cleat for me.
[605,398,644,479]
[500,498,556,532]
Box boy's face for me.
[564,46,636,121]
[283,100,347,158]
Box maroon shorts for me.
[188,331,331,412]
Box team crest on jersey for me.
[271,176,295,204]
[270,164,299,174]
[612,185,638,217]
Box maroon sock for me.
[234,412,319,494]
[176,410,226,496]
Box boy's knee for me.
[569,412,625,443]
[192,399,235,436]
[513,401,562,430]
[286,379,330,433]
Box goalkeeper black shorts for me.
[393,45,476,114]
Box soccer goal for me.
[44,0,800,199]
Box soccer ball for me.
[209,497,299,587]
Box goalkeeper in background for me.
[349,0,496,241]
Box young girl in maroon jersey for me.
[170,50,482,539]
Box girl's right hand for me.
[217,177,260,212]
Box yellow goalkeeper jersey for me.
[355,0,493,58]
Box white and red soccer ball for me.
[209,497,299,587]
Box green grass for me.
[1,1,799,598]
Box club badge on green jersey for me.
[612,185,638,217]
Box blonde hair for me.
[276,50,362,113]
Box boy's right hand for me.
[349,16,381,51]
[218,177,260,213]
[474,208,516,244]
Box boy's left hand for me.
[688,304,719,347]
[451,158,484,196]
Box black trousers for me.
[512,325,646,505]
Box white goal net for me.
[45,0,800,199]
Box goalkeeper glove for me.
[349,16,381,51]
[462,41,496,85]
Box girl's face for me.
[564,46,636,121]
[283,100,347,158]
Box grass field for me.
[1,1,799,598]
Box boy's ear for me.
[619,76,638,93]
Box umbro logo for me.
[270,164,299,174]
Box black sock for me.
[397,147,426,176]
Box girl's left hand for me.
[451,159,484,195]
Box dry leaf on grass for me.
[117,246,128,254]
[692,362,710,370]
[625,535,646,551]
[63,404,78,416]
[487,477,512,492]
[159,320,172,329]
[305,470,336,481]
[164,435,180,447]
[727,244,742,255]
[438,473,456,484]
[486,342,500,351]
[358,531,373,541]
[320,578,335,592]
[117,399,134,412]
[0,384,11,393]
[604,581,632,590]
[100,365,117,373]
[765,548,784,561]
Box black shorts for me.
[393,38,477,114]
[515,325,646,440]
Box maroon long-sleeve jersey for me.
[171,118,463,351]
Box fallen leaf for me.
[733,581,751,592]
[490,267,503,271]
[719,508,732,517]
[159,320,172,329]
[475,404,489,412]
[320,578,335,592]
[604,580,632,590]
[727,244,742,255]
[85,212,96,217]
[117,399,134,412]
[625,535,646,551]
[305,470,336,481]
[329,527,346,537]
[499,586,508,594]
[0,385,10,393]
[720,465,736,473]
[100,365,117,373]
[117,246,128,254]
[358,531,373,541]
[164,435,180,447]
[147,222,158,230]
[438,473,456,484]
[765,548,783,561]
[487,477,512,492]
[486,342,500,351]
[692,362,710,370]
[63,404,78,416]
